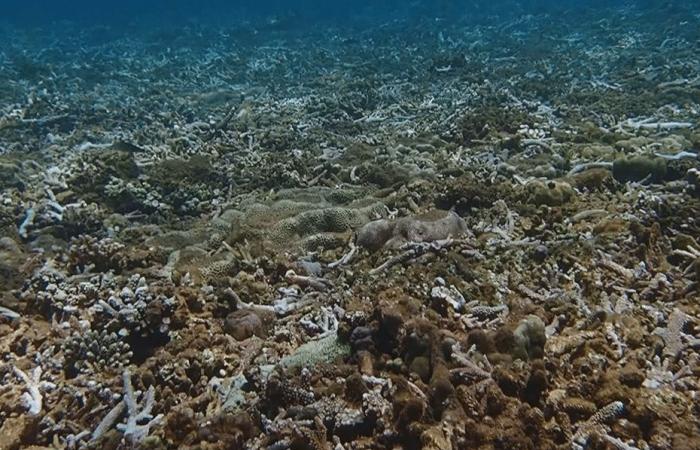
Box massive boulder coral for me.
[219,187,388,253]
[356,210,469,252]
[521,179,575,207]
[0,237,25,293]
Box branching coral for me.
[572,401,626,450]
[12,365,55,416]
[370,238,458,274]
[116,370,164,445]
[95,274,175,336]
[654,308,693,359]
[62,329,133,374]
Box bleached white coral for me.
[116,370,164,444]
[13,365,55,416]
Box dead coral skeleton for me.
[299,306,339,338]
[431,277,466,312]
[86,369,165,446]
[461,302,509,329]
[0,305,20,319]
[285,269,333,292]
[328,241,358,268]
[449,344,493,382]
[91,401,126,443]
[12,365,55,416]
[370,238,457,274]
[653,308,699,360]
[228,286,315,317]
[572,401,628,450]
[116,369,164,445]
[643,355,698,390]
[597,252,635,282]
[617,116,693,132]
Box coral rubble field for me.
[1,3,700,450]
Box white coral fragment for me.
[116,369,164,444]
[13,365,54,416]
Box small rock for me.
[533,244,548,263]
[619,364,645,388]
[612,156,667,183]
[355,219,395,251]
[513,315,547,361]
[224,309,263,341]
[525,180,574,206]
[421,426,452,450]
[0,415,38,450]
[357,350,374,375]
[409,356,431,382]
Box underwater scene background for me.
[0,1,699,449]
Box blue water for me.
[1,0,689,27]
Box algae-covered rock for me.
[0,415,39,450]
[421,426,452,450]
[224,309,264,341]
[459,106,535,144]
[70,149,139,194]
[436,176,510,214]
[147,155,216,193]
[389,210,468,248]
[612,156,667,183]
[279,332,350,369]
[524,180,575,206]
[0,237,25,291]
[356,218,395,251]
[569,168,617,192]
[614,136,652,152]
[688,168,700,196]
[0,161,24,190]
[512,315,546,361]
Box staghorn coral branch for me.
[370,238,455,274]
[285,270,333,292]
[91,401,126,442]
[13,365,54,416]
[619,117,693,131]
[600,434,641,450]
[18,206,35,239]
[449,344,492,381]
[0,306,20,319]
[300,306,338,338]
[568,161,613,176]
[328,242,358,268]
[598,253,634,281]
[116,369,164,444]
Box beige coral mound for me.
[226,188,387,252]
[356,210,469,252]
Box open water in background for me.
[0,1,693,29]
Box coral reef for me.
[1,3,700,449]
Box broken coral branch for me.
[370,238,455,274]
[13,365,54,416]
[116,369,164,445]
